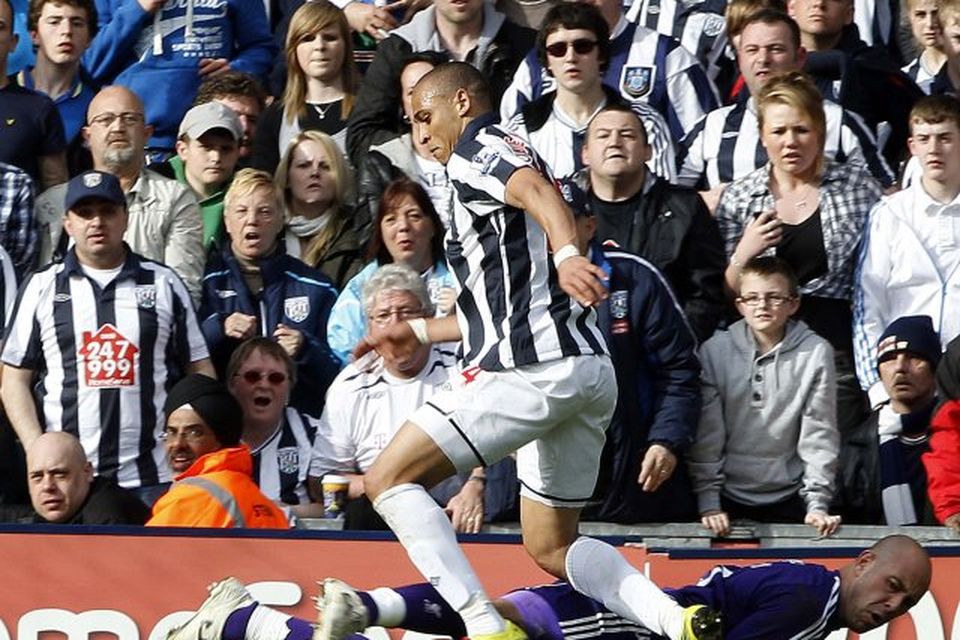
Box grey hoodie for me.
[689,318,839,515]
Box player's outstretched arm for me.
[352,315,462,361]
[504,168,608,307]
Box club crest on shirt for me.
[284,296,310,323]
[622,66,654,99]
[471,147,501,175]
[703,14,725,36]
[610,290,629,319]
[134,285,156,309]
[277,447,300,475]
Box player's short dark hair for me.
[416,62,492,111]
[226,337,298,389]
[739,9,801,50]
[194,71,268,110]
[536,2,611,74]
[910,94,960,132]
[28,0,97,35]
[586,103,649,145]
[740,256,799,295]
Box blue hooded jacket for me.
[584,242,702,523]
[84,0,275,149]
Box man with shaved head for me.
[33,85,205,302]
[337,61,721,640]
[27,432,149,524]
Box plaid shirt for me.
[0,162,37,279]
[715,160,882,301]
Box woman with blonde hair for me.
[715,71,881,431]
[275,130,362,288]
[253,0,358,174]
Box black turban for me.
[164,374,243,446]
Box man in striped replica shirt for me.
[499,0,719,143]
[678,9,894,207]
[334,62,720,640]
[0,171,214,506]
[169,534,930,640]
[503,3,678,183]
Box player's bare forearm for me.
[504,168,578,251]
[0,365,44,449]
[425,314,462,343]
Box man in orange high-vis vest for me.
[147,373,288,529]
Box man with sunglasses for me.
[148,373,289,528]
[1,171,214,507]
[226,337,320,518]
[504,2,677,182]
[500,0,718,143]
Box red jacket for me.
[147,445,289,528]
[923,399,960,524]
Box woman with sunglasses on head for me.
[275,130,362,289]
[327,177,456,364]
[715,71,882,432]
[252,0,358,175]
[200,169,342,418]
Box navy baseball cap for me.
[558,178,593,218]
[64,171,126,213]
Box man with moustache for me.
[33,86,205,301]
[148,373,289,528]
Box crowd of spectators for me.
[3,0,960,536]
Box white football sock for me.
[373,483,505,636]
[565,536,684,640]
[246,605,295,640]
[368,587,406,627]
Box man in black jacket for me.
[582,104,726,343]
[345,0,534,163]
[27,432,150,524]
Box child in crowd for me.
[903,0,946,93]
[688,257,842,537]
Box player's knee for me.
[524,539,568,579]
[362,468,390,502]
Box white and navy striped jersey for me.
[250,407,316,506]
[903,55,943,94]
[309,345,459,477]
[446,114,607,370]
[500,17,719,142]
[626,0,730,86]
[1,249,209,488]
[503,89,677,181]
[677,96,896,188]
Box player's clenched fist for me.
[557,255,608,307]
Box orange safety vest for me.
[147,445,289,529]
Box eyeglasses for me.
[736,294,796,307]
[235,370,288,385]
[88,112,145,128]
[545,39,598,58]
[369,307,424,326]
[159,426,211,442]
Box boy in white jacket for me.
[690,256,842,537]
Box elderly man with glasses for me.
[307,263,515,533]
